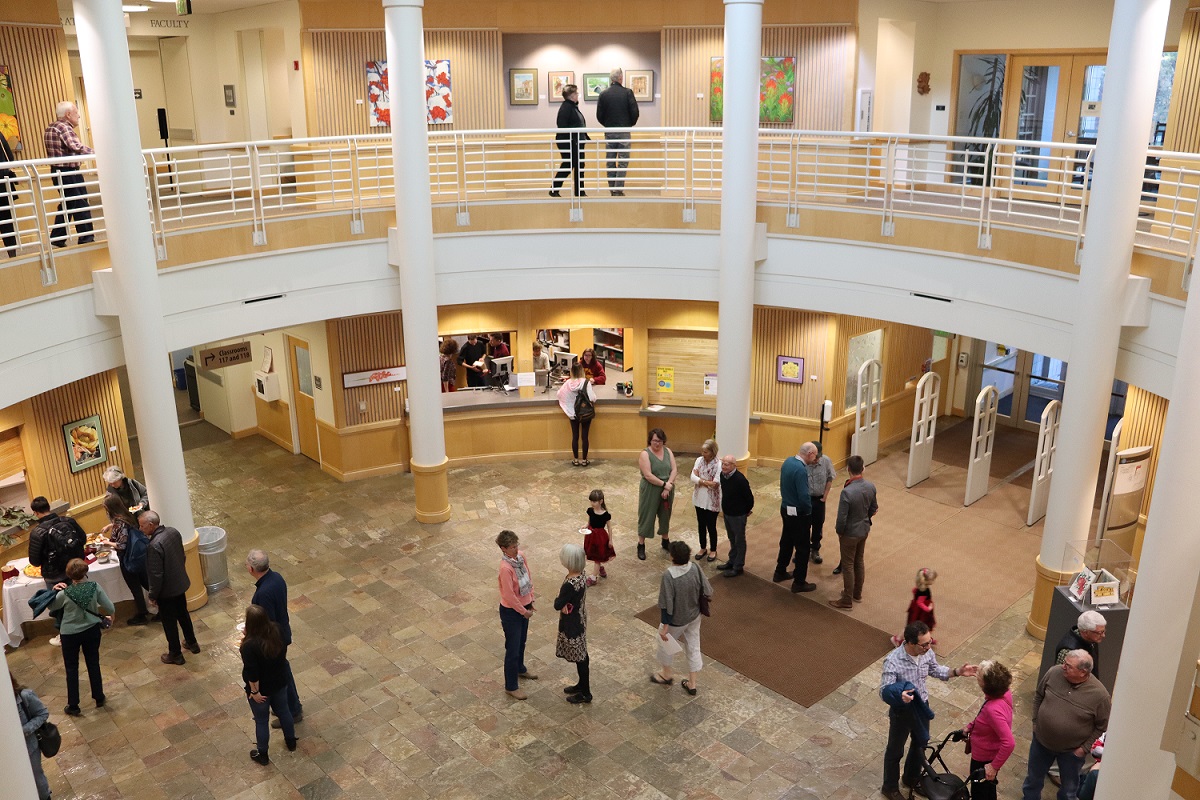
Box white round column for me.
[74,0,194,535]
[714,0,763,463]
[0,653,37,798]
[383,0,449,522]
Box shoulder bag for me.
[20,694,61,758]
[574,379,596,422]
[695,564,711,617]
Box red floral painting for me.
[366,59,453,128]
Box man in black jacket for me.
[595,68,640,196]
[458,333,489,388]
[716,456,754,577]
[248,549,303,725]
[141,510,200,665]
[27,496,86,590]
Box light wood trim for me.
[0,22,74,159]
[254,395,293,450]
[0,427,23,478]
[1166,9,1200,152]
[1122,385,1169,520]
[1175,766,1200,800]
[316,418,409,481]
[334,311,407,426]
[647,329,718,407]
[751,306,830,418]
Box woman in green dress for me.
[637,427,678,560]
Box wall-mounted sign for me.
[198,341,252,369]
[344,366,407,389]
[656,366,673,392]
[703,374,718,395]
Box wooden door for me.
[287,335,319,462]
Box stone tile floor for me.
[7,435,1055,799]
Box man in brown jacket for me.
[141,511,200,665]
[1021,650,1110,800]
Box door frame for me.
[285,334,320,462]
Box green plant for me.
[0,505,36,547]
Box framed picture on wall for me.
[582,73,611,101]
[509,68,538,105]
[547,71,574,102]
[63,414,106,474]
[776,355,804,384]
[626,69,654,102]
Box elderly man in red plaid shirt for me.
[42,101,94,247]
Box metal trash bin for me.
[196,526,229,592]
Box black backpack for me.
[44,518,85,577]
[574,381,596,422]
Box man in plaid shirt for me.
[42,101,94,246]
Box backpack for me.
[122,523,149,576]
[574,380,595,422]
[44,518,85,577]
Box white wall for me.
[874,18,916,133]
[190,337,256,435]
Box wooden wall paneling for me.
[254,395,293,450]
[0,24,75,160]
[662,27,722,128]
[336,312,408,426]
[0,427,22,478]
[647,329,719,407]
[1122,385,1169,518]
[750,306,830,419]
[1165,9,1200,152]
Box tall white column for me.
[0,654,38,798]
[714,0,763,463]
[1028,0,1170,638]
[74,0,194,535]
[383,0,449,522]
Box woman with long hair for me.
[439,338,460,392]
[101,493,150,625]
[12,674,51,799]
[690,439,721,563]
[557,362,597,466]
[240,604,296,764]
[49,558,114,716]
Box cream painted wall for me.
[191,337,257,435]
[874,18,916,133]
[284,321,333,424]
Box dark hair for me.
[581,348,596,363]
[496,529,519,549]
[30,496,50,514]
[440,339,459,356]
[66,558,89,582]
[103,493,137,529]
[562,83,578,99]
[978,661,1012,698]
[647,428,667,445]
[903,621,930,644]
[244,605,283,659]
[847,455,865,475]
[10,673,23,695]
[589,489,606,511]
[811,440,823,455]
[490,333,504,342]
[669,540,691,565]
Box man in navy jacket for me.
[248,549,303,725]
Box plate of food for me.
[23,564,41,578]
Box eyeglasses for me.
[916,639,934,649]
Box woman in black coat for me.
[550,84,590,198]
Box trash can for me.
[196,526,229,593]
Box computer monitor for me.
[490,356,514,381]
[551,350,577,372]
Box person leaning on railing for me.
[42,101,95,247]
[550,84,590,199]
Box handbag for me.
[696,565,711,616]
[19,694,61,758]
[574,380,595,422]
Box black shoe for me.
[148,614,160,622]
[637,544,646,561]
[549,190,560,197]
[810,552,823,565]
[722,569,742,578]
[183,640,201,654]
[660,538,670,550]
[566,693,592,704]
[95,696,106,708]
[286,738,298,752]
[563,684,581,694]
[772,571,792,582]
[577,191,587,197]
[126,615,149,626]
[694,551,708,561]
[791,582,818,593]
[160,652,186,665]
[272,711,302,729]
[881,789,905,800]
[904,779,930,798]
[51,240,66,249]
[715,563,732,571]
[63,705,81,717]
[78,236,95,244]
[832,565,843,575]
[250,749,270,765]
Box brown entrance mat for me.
[635,570,892,708]
[931,416,1039,482]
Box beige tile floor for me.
[6,433,1063,799]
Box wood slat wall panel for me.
[662,25,854,129]
[0,24,74,160]
[0,427,22,478]
[308,29,503,137]
[750,306,830,418]
[335,312,408,426]
[830,315,932,412]
[1166,9,1200,153]
[647,329,718,408]
[1122,385,1169,517]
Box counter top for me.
[443,384,642,413]
[641,405,761,423]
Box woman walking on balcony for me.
[550,84,589,198]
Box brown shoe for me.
[505,689,528,700]
[518,670,538,680]
[880,789,905,800]
[828,598,854,609]
[160,652,186,665]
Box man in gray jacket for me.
[595,68,639,196]
[141,511,200,665]
[1021,651,1110,800]
[829,455,878,610]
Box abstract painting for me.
[63,415,106,474]
[366,59,453,127]
[710,56,796,124]
[0,66,21,151]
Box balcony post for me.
[73,0,196,538]
[715,0,764,465]
[383,0,449,522]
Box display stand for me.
[1039,585,1128,695]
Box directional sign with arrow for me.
[198,342,252,370]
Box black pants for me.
[776,508,812,584]
[158,592,196,655]
[808,496,827,553]
[574,655,591,695]
[552,140,585,195]
[0,194,16,257]
[49,168,93,244]
[883,706,928,791]
[695,507,719,550]
[61,623,104,709]
[570,417,592,459]
[120,565,148,617]
[969,759,998,800]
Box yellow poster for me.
[656,366,674,392]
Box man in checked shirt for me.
[879,621,978,800]
[42,101,94,247]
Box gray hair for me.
[140,509,161,527]
[102,466,126,483]
[560,543,586,573]
[799,442,818,457]
[56,101,75,120]
[1077,610,1107,632]
[609,68,623,83]
[1066,649,1094,673]
[246,549,270,572]
[701,439,718,457]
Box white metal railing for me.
[2,129,1197,296]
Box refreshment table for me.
[3,557,133,647]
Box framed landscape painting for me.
[509,68,538,105]
[626,69,654,102]
[548,71,574,102]
[582,73,611,101]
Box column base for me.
[181,528,209,612]
[411,458,451,523]
[1027,555,1074,639]
[734,453,753,471]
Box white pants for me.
[658,615,703,673]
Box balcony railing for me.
[1,128,1197,294]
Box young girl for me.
[582,489,616,586]
[891,568,937,647]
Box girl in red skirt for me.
[583,489,616,586]
[891,567,938,647]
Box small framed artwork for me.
[508,68,538,106]
[63,415,106,474]
[776,355,805,384]
[223,84,236,108]
[582,73,611,101]
[626,69,654,102]
[547,71,575,102]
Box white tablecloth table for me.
[3,557,133,647]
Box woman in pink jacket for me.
[496,530,537,700]
[963,659,1015,800]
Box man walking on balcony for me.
[43,101,94,247]
[596,68,639,196]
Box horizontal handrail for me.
[0,128,1195,299]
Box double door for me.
[975,342,1066,432]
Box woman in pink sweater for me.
[963,659,1015,800]
[497,530,537,700]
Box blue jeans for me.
[248,686,294,753]
[499,604,530,691]
[1022,736,1084,800]
[883,706,928,790]
[724,513,748,571]
[284,659,302,716]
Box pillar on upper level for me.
[714,0,763,463]
[383,0,449,523]
[73,0,197,540]
[1026,0,1170,640]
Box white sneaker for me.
[49,635,61,647]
